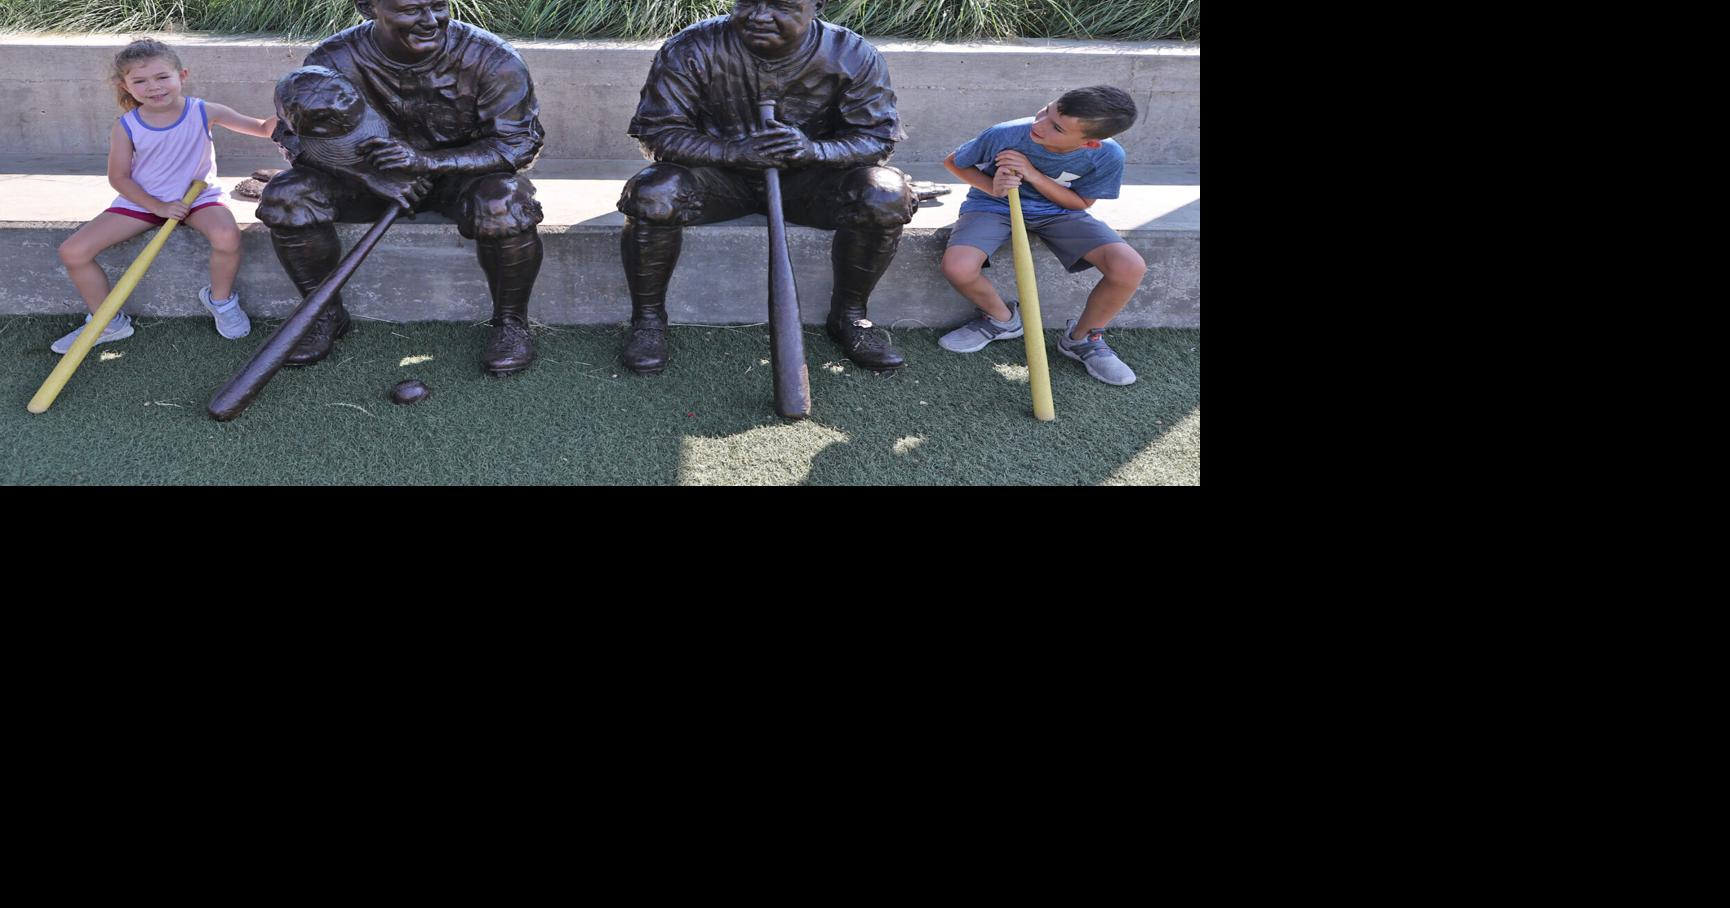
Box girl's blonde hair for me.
[112,39,183,113]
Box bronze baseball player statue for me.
[257,0,545,375]
[618,0,918,375]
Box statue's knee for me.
[255,170,335,231]
[461,174,543,239]
[836,166,916,229]
[618,163,698,226]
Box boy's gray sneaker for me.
[1057,318,1136,385]
[50,313,134,355]
[939,300,1023,353]
[201,286,251,339]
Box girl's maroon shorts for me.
[105,201,227,225]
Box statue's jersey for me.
[628,16,904,164]
[277,21,543,174]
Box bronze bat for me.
[208,66,420,422]
[207,205,402,421]
[760,100,812,420]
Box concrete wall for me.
[0,34,1198,165]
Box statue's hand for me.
[358,170,432,210]
[725,138,779,170]
[751,118,819,168]
[407,176,433,210]
[358,136,431,175]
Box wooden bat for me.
[28,180,206,414]
[207,204,403,422]
[760,100,812,420]
[1008,186,1056,422]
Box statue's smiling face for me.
[368,0,451,64]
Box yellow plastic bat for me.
[29,180,206,414]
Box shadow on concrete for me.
[1121,198,1201,232]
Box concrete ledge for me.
[0,158,1198,328]
[0,33,1199,165]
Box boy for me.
[937,86,1147,385]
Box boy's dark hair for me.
[1055,85,1138,140]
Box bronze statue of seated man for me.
[617,0,918,374]
[258,0,545,375]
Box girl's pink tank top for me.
[111,97,223,213]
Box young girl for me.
[51,38,279,354]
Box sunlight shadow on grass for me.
[1102,407,1200,486]
[679,421,849,486]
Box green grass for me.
[1,315,1200,485]
[0,0,1201,41]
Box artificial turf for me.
[1,314,1199,485]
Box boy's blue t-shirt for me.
[952,117,1125,217]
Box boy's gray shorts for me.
[946,209,1125,273]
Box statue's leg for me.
[781,166,917,371]
[614,163,757,374]
[256,167,383,367]
[445,173,545,376]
